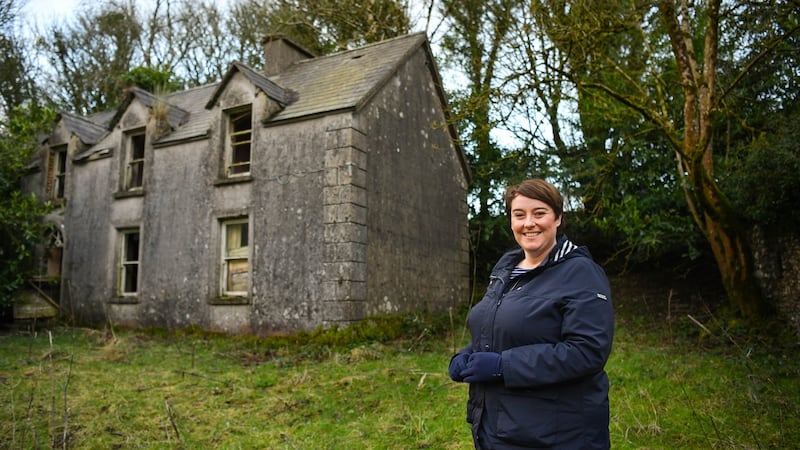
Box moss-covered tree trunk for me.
[660,0,769,318]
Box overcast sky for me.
[20,0,234,26]
[22,0,74,23]
[21,0,431,31]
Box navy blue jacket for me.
[461,236,614,449]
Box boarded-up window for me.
[222,218,249,295]
[46,228,64,277]
[119,229,140,295]
[125,132,146,190]
[226,107,252,176]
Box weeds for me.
[1,300,799,449]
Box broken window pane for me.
[126,132,146,190]
[120,230,140,295]
[54,148,67,199]
[227,108,252,176]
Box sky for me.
[20,0,234,26]
[22,0,79,25]
[20,0,430,32]
[17,0,501,146]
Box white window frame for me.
[124,130,146,190]
[119,229,141,296]
[225,106,252,177]
[220,218,250,297]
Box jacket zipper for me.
[485,275,505,352]
[490,275,504,306]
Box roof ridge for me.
[166,81,220,99]
[59,110,106,128]
[291,32,427,65]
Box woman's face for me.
[509,195,561,266]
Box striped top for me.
[510,266,534,280]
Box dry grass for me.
[1,293,798,449]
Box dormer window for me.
[226,106,252,177]
[124,130,146,190]
[48,145,68,201]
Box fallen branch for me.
[686,314,712,336]
[164,399,181,443]
[178,370,228,385]
[61,354,74,450]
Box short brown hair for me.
[505,179,563,219]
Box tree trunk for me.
[701,207,766,318]
[686,150,767,318]
[661,0,769,319]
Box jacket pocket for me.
[494,390,563,447]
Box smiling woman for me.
[448,178,615,450]
[506,182,564,269]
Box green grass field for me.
[1,290,798,449]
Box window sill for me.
[210,295,249,305]
[114,189,145,199]
[214,176,252,187]
[109,296,139,304]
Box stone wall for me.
[751,226,800,338]
[22,36,470,335]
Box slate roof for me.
[153,83,218,145]
[154,32,430,145]
[110,86,190,130]
[267,32,428,122]
[59,111,108,145]
[69,32,440,149]
[205,62,298,109]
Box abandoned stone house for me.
[19,32,471,335]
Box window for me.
[119,229,141,296]
[124,131,146,190]
[221,218,249,296]
[226,107,252,177]
[48,145,68,201]
[54,147,67,199]
[46,227,64,278]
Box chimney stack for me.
[262,34,314,77]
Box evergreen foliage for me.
[0,104,55,309]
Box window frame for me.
[118,228,141,297]
[224,106,252,178]
[220,217,250,297]
[124,130,146,191]
[51,145,68,201]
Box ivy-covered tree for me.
[41,2,142,114]
[0,104,56,312]
[436,0,554,286]
[121,66,183,93]
[0,0,35,118]
[525,0,800,318]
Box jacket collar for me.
[493,235,582,279]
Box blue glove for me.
[448,352,470,382]
[460,352,503,383]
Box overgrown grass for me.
[1,295,798,449]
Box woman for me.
[449,178,614,450]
